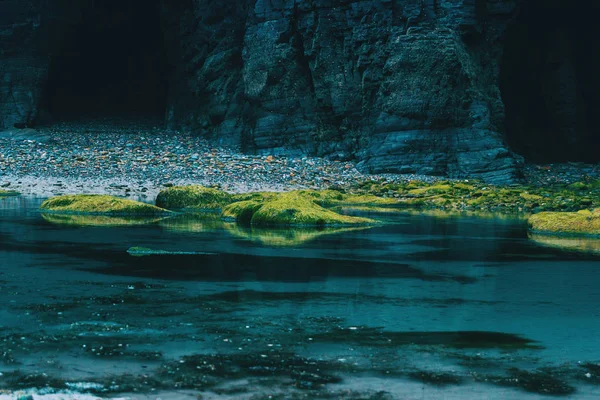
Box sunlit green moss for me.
[528,209,600,236]
[231,191,276,203]
[221,200,264,224]
[353,178,600,214]
[155,185,233,211]
[299,189,399,208]
[221,191,374,226]
[41,195,171,215]
[41,213,165,227]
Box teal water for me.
[1,197,600,399]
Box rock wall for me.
[163,0,524,183]
[0,0,45,129]
[0,0,531,183]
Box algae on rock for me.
[221,191,374,227]
[355,179,600,214]
[156,185,233,211]
[528,209,600,236]
[41,195,171,215]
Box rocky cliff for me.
[162,0,524,183]
[2,0,594,184]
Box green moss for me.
[297,189,398,208]
[0,189,20,197]
[568,182,589,191]
[41,195,171,216]
[221,191,374,226]
[408,184,453,196]
[231,191,276,203]
[528,209,600,236]
[155,185,233,211]
[520,192,543,202]
[353,179,600,215]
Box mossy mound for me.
[41,195,171,216]
[0,189,20,197]
[221,191,374,226]
[156,185,233,211]
[528,209,600,236]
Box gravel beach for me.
[1,120,599,200]
[0,120,433,199]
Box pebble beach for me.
[1,119,599,200]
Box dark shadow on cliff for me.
[500,0,600,163]
[41,0,169,121]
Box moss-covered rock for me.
[299,189,398,208]
[221,191,374,226]
[528,209,600,236]
[41,195,171,216]
[155,185,233,211]
[0,189,20,197]
[221,200,265,224]
[353,178,600,214]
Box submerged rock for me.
[41,194,171,216]
[127,247,216,256]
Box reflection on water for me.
[530,233,600,254]
[41,213,167,227]
[0,196,600,399]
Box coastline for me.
[1,121,599,200]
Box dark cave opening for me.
[500,0,600,163]
[43,0,169,122]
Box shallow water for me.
[1,197,600,399]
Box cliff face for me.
[3,0,592,184]
[162,0,523,183]
[0,0,46,130]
